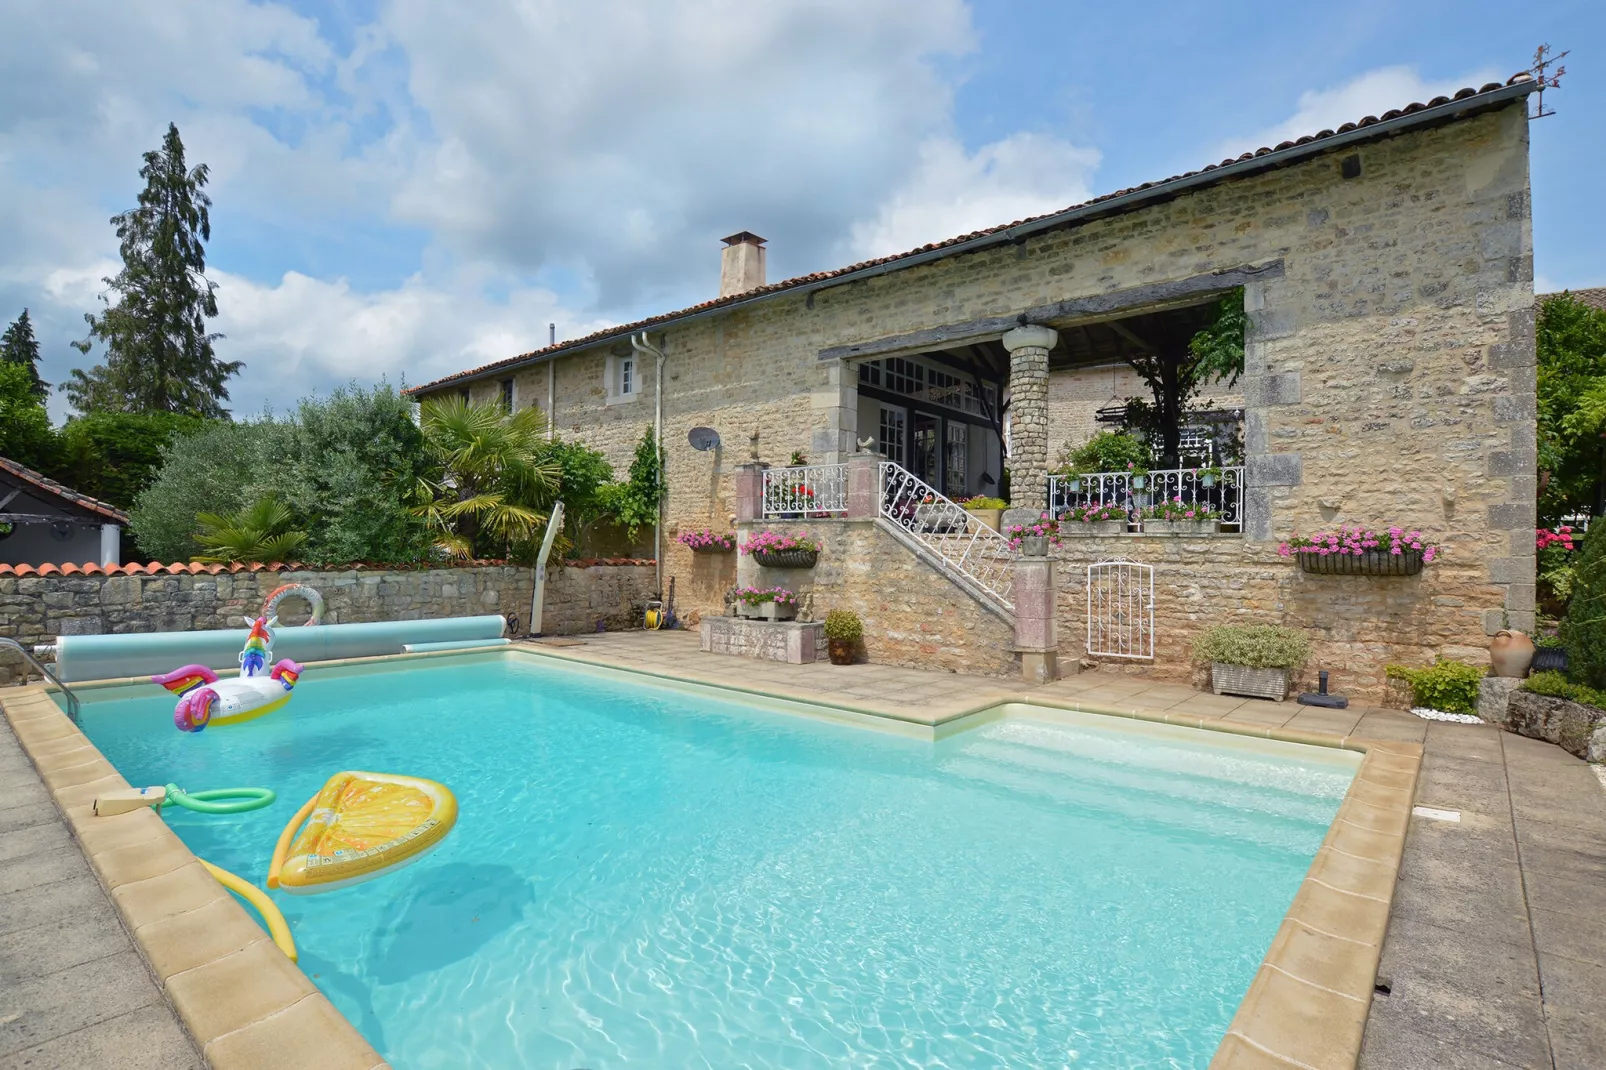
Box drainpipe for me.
[631,331,667,598]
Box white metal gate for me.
[1086,561,1154,660]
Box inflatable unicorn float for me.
[152,584,321,732]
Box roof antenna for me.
[1529,43,1568,119]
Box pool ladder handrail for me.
[0,638,80,723]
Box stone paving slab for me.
[0,713,204,1070]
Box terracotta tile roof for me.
[0,557,656,577]
[0,456,130,524]
[1542,287,1606,312]
[410,74,1537,395]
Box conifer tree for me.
[0,308,48,399]
[67,123,240,417]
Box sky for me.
[2,0,1601,421]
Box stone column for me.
[811,360,858,464]
[1002,324,1057,519]
[1013,538,1060,683]
[734,462,769,524]
[845,450,882,520]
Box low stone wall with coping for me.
[1052,533,1499,702]
[0,559,656,685]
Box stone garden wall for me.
[1052,533,1500,702]
[0,560,655,685]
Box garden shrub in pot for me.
[1192,624,1310,701]
[823,609,863,666]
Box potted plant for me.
[1192,624,1311,701]
[823,609,862,665]
[1279,525,1440,576]
[1005,515,1061,553]
[961,495,1008,532]
[1125,460,1150,492]
[742,530,821,569]
[1059,502,1128,536]
[734,586,799,621]
[1194,465,1224,489]
[675,529,736,553]
[1140,498,1221,535]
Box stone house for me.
[0,457,124,569]
[411,76,1540,701]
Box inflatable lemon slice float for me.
[269,771,457,894]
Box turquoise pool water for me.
[78,654,1357,1069]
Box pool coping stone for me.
[3,644,1420,1070]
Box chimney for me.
[719,232,766,297]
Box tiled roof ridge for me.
[0,557,656,577]
[1541,286,1606,311]
[0,456,132,524]
[409,74,1535,394]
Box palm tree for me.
[194,497,309,564]
[414,397,561,559]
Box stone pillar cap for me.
[1002,324,1058,352]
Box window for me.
[859,356,995,418]
[607,355,638,402]
[458,388,470,404]
[877,405,906,466]
[945,421,968,494]
[499,378,514,413]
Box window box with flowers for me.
[1006,515,1061,554]
[734,586,799,621]
[1279,525,1440,576]
[1059,503,1129,536]
[676,529,736,554]
[741,530,821,569]
[1140,498,1222,535]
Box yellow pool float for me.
[268,771,457,894]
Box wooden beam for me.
[817,259,1281,362]
[1106,319,1154,354]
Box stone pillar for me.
[1013,539,1060,683]
[734,462,768,524]
[846,450,882,520]
[811,360,859,464]
[1002,324,1057,518]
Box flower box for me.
[1212,663,1289,701]
[689,543,733,554]
[1063,520,1126,536]
[737,601,797,621]
[965,506,1004,532]
[1297,549,1424,576]
[751,548,819,569]
[1144,519,1217,535]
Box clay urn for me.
[1489,629,1536,678]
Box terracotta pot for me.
[827,638,855,666]
[1489,630,1535,678]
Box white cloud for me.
[848,132,1101,261]
[1212,65,1504,163]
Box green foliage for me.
[1120,289,1246,464]
[530,437,615,552]
[1522,670,1606,712]
[194,497,307,564]
[0,362,61,472]
[1191,624,1310,669]
[1188,292,1247,388]
[128,419,291,561]
[1,309,48,399]
[1536,293,1606,522]
[54,411,209,512]
[67,123,241,417]
[962,496,1007,509]
[1560,519,1606,689]
[1384,659,1485,715]
[414,397,559,559]
[1056,430,1149,476]
[598,426,665,538]
[823,609,863,641]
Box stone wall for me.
[429,101,1536,677]
[1050,533,1500,702]
[0,561,655,685]
[730,519,1017,677]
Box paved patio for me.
[4,631,1604,1068]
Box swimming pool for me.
[79,652,1359,1069]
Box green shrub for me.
[1561,519,1606,689]
[1522,670,1606,712]
[1056,430,1149,476]
[55,411,209,512]
[0,362,61,473]
[1384,659,1485,715]
[962,496,1007,510]
[1191,625,1310,669]
[128,419,293,561]
[823,609,863,642]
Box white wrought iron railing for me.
[763,464,848,518]
[879,461,1013,609]
[1048,466,1246,531]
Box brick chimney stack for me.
[719,232,766,297]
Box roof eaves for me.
[410,75,1537,395]
[0,456,131,524]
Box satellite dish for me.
[687,426,721,452]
